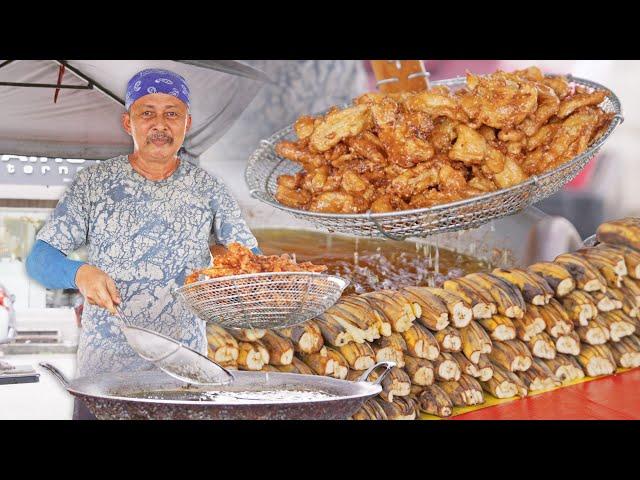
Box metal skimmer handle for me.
[114,305,131,327]
[39,362,70,388]
[357,361,396,385]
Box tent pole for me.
[0,60,15,70]
[54,60,125,107]
[0,82,93,89]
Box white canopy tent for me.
[0,60,269,161]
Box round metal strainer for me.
[114,306,233,386]
[173,272,349,329]
[245,75,623,240]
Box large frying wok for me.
[40,361,394,420]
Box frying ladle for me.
[113,305,234,386]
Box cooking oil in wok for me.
[127,388,338,403]
[252,228,489,294]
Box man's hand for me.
[75,264,121,314]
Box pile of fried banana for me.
[274,66,613,214]
[185,243,327,283]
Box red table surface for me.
[452,368,640,420]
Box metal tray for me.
[245,75,622,240]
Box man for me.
[26,68,260,419]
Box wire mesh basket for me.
[173,272,349,329]
[245,75,623,240]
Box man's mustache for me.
[147,132,174,144]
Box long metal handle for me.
[39,362,71,388]
[358,361,396,385]
[114,305,130,328]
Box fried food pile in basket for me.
[274,66,614,214]
[185,243,328,284]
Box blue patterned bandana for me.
[125,68,191,111]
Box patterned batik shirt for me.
[37,155,258,377]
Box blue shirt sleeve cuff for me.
[25,240,86,290]
[66,259,86,289]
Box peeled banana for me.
[314,312,351,347]
[299,347,334,376]
[351,398,388,420]
[206,324,240,364]
[361,290,417,333]
[370,366,411,402]
[452,352,481,378]
[597,243,640,279]
[401,287,450,331]
[590,290,622,312]
[542,354,585,383]
[404,356,435,386]
[438,374,484,407]
[538,299,573,338]
[477,354,495,382]
[236,341,265,371]
[338,342,375,371]
[260,330,294,366]
[463,273,526,319]
[491,268,553,305]
[596,217,640,252]
[554,253,607,293]
[278,321,324,354]
[427,288,473,327]
[527,331,557,360]
[609,334,640,368]
[514,304,547,342]
[577,344,616,377]
[400,323,440,360]
[414,384,453,417]
[434,352,462,382]
[528,262,576,297]
[517,360,561,392]
[577,247,627,288]
[334,295,387,339]
[372,333,407,368]
[373,396,417,420]
[434,326,463,353]
[561,290,598,326]
[555,331,581,356]
[598,311,636,342]
[324,347,349,379]
[459,320,493,363]
[488,339,533,372]
[478,315,517,341]
[481,364,528,399]
[443,278,495,319]
[576,319,610,346]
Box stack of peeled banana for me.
[205,218,640,420]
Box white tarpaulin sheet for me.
[0,60,266,160]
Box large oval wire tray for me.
[173,272,349,329]
[245,75,623,240]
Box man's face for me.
[122,93,192,162]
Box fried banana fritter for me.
[274,66,613,214]
[185,243,327,283]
